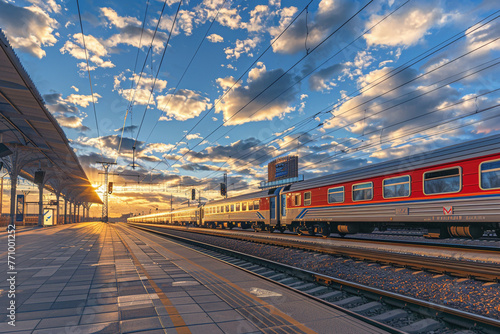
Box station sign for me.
[15,194,24,222]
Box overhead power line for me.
[75,0,103,156]
[115,0,151,165]
[134,0,183,146]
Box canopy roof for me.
[0,29,102,204]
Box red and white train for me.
[128,135,500,239]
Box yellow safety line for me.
[113,226,191,334]
[124,224,317,334]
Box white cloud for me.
[0,1,58,58]
[216,7,242,29]
[186,133,202,140]
[71,86,79,92]
[141,143,175,155]
[27,0,61,13]
[54,114,89,131]
[309,64,345,91]
[114,72,168,105]
[158,89,211,121]
[244,5,273,32]
[364,2,444,47]
[100,7,141,29]
[269,0,356,54]
[65,94,102,108]
[224,37,260,59]
[60,33,115,69]
[215,62,300,125]
[207,33,224,43]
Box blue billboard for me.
[275,163,288,178]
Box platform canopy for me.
[0,30,102,204]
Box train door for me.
[270,197,276,220]
[281,194,286,218]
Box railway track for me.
[127,223,500,334]
[132,223,500,282]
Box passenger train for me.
[128,135,500,239]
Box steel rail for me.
[131,223,500,281]
[128,223,500,334]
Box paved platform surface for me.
[0,222,389,333]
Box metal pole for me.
[64,197,67,224]
[224,173,228,199]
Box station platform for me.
[0,222,389,333]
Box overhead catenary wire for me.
[197,13,500,179]
[157,0,316,163]
[241,57,500,170]
[167,0,375,171]
[147,0,374,182]
[133,0,183,147]
[139,0,317,180]
[134,4,499,192]
[228,104,500,193]
[181,51,500,190]
[75,0,103,156]
[115,0,151,164]
[197,0,412,177]
[143,0,229,145]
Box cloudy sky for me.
[1,0,499,217]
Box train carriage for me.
[170,206,201,226]
[203,189,277,230]
[128,135,500,239]
[280,135,500,238]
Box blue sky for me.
[1,0,499,216]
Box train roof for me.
[285,134,500,193]
[206,189,271,206]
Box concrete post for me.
[38,183,44,227]
[69,201,73,223]
[9,171,17,229]
[55,193,60,225]
[64,197,67,224]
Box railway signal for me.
[191,188,196,200]
[220,183,226,197]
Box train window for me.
[294,194,301,206]
[242,202,247,211]
[248,202,254,210]
[254,200,260,210]
[480,159,500,189]
[352,182,373,201]
[230,204,235,212]
[236,203,241,211]
[225,205,229,212]
[383,176,411,198]
[327,186,344,203]
[304,192,311,206]
[424,167,461,195]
